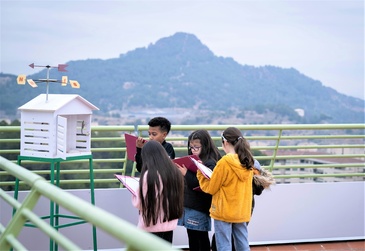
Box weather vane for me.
[17,63,81,102]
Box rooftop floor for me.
[250,240,364,251]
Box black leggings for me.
[151,230,173,243]
[187,229,211,251]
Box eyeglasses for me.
[189,146,202,151]
[221,133,227,144]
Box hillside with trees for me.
[1,32,363,124]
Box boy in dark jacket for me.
[135,117,175,172]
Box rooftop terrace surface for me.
[250,240,364,251]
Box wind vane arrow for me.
[57,64,68,72]
[29,63,68,72]
[19,62,79,102]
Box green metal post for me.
[89,156,98,251]
[49,159,56,251]
[12,155,98,251]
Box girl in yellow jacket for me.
[197,127,254,251]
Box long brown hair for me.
[140,140,184,226]
[222,127,254,170]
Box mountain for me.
[0,32,364,123]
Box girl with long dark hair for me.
[132,140,184,243]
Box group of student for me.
[130,117,274,251]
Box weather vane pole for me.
[17,63,81,102]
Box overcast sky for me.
[1,0,364,99]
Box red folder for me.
[173,155,200,172]
[124,133,147,161]
[114,174,140,196]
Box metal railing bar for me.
[273,173,365,178]
[262,163,365,169]
[55,221,88,229]
[0,189,21,209]
[5,234,27,251]
[21,208,82,250]
[32,177,179,250]
[268,154,365,159]
[0,156,179,250]
[138,124,365,130]
[5,158,127,165]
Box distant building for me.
[294,108,305,117]
[262,150,364,184]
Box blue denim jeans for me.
[178,207,211,231]
[214,220,250,251]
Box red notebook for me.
[124,133,147,161]
[114,174,140,196]
[173,155,200,172]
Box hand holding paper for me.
[124,133,148,161]
[173,155,200,173]
[114,174,140,196]
[191,158,212,179]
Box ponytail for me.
[234,137,254,170]
[222,127,254,170]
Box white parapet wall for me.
[1,182,364,250]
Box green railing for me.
[136,124,365,182]
[0,124,364,189]
[0,156,178,251]
[0,123,364,249]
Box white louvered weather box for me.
[18,94,99,159]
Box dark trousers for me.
[187,229,211,251]
[152,230,173,243]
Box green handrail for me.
[0,124,364,188]
[0,123,364,249]
[136,123,365,175]
[0,156,179,251]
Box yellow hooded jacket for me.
[197,153,253,223]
